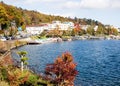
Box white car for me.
[0,37,6,41]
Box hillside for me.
[0,1,103,30]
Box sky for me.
[1,0,120,28]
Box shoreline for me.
[25,35,120,45]
[1,34,120,49]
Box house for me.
[93,26,98,31]
[26,21,75,35]
[26,26,45,35]
[47,21,74,31]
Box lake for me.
[12,40,120,86]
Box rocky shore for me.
[24,35,120,45]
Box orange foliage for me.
[7,69,29,86]
[74,23,81,34]
[45,52,78,85]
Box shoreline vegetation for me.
[26,35,120,45]
[0,41,78,86]
[0,33,120,86]
[0,36,79,86]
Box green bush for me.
[27,74,38,84]
[0,68,8,81]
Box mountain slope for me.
[0,1,103,29]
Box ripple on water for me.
[12,40,120,86]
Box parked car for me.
[0,37,6,41]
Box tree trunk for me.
[21,61,23,72]
[21,56,24,72]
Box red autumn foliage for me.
[45,52,78,86]
[74,23,81,34]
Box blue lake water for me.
[12,40,120,86]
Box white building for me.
[26,26,46,35]
[48,21,74,30]
[94,26,98,31]
[26,21,74,35]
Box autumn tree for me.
[86,26,95,35]
[62,30,71,36]
[78,29,86,35]
[17,51,28,72]
[111,28,118,36]
[45,52,78,86]
[46,28,61,37]
[7,67,29,86]
[96,25,104,35]
[71,29,75,36]
[0,4,9,30]
[74,23,81,35]
[0,2,106,34]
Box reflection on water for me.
[12,40,120,86]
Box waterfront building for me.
[93,26,98,31]
[26,21,74,35]
[26,26,45,35]
[47,21,74,30]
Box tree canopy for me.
[0,2,103,30]
[45,52,78,85]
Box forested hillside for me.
[0,1,103,30]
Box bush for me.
[0,67,8,81]
[27,74,38,84]
[45,52,78,85]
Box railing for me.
[0,51,10,61]
[0,40,26,63]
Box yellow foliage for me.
[0,81,9,86]
[7,68,30,86]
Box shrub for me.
[27,74,38,84]
[45,52,78,86]
[1,68,8,80]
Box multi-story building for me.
[47,21,74,30]
[26,21,74,35]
